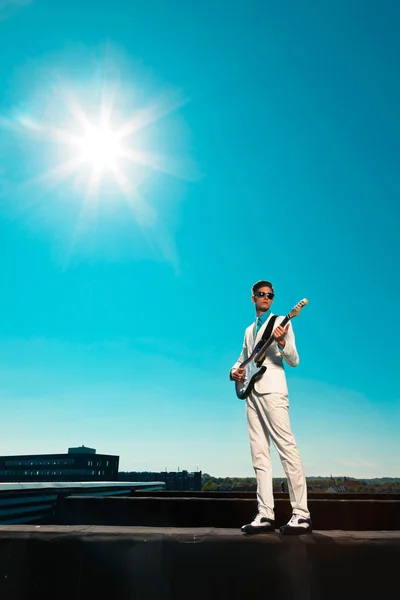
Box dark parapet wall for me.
[55,494,400,530]
[0,526,399,600]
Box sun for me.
[0,48,201,271]
[1,69,197,209]
[77,124,123,169]
[25,83,191,202]
[0,64,200,270]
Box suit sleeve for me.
[229,333,248,380]
[278,319,299,367]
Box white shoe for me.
[279,514,312,535]
[241,514,275,534]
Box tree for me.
[202,479,218,491]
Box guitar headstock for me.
[289,298,308,319]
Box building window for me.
[5,458,74,467]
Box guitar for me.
[234,298,308,400]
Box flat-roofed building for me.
[0,446,119,482]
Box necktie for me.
[254,317,262,340]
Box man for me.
[230,280,311,535]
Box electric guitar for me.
[234,298,308,400]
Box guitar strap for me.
[253,314,278,365]
[259,314,279,344]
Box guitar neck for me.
[254,314,291,363]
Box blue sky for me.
[0,0,399,478]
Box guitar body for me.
[233,298,308,400]
[235,345,266,399]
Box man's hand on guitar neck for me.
[232,368,245,382]
[273,324,290,349]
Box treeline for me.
[201,474,400,493]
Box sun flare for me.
[4,76,191,204]
[0,56,198,269]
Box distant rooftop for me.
[68,445,96,455]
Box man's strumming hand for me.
[232,368,245,382]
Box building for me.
[327,476,363,493]
[118,470,202,491]
[0,446,119,482]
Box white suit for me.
[231,313,309,520]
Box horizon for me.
[0,0,399,480]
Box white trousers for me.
[246,391,309,520]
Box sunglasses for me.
[254,291,274,299]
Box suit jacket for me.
[230,313,299,395]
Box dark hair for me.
[252,280,274,295]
